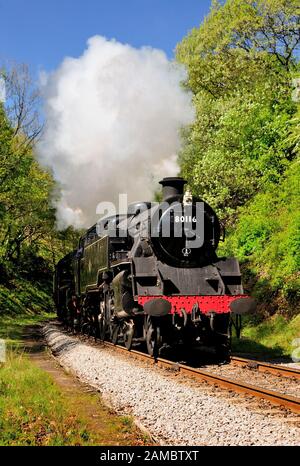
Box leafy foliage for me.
[176,0,299,219]
[0,71,79,300]
[176,0,300,317]
[221,156,300,314]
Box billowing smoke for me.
[38,36,194,229]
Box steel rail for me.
[231,356,300,380]
[101,341,300,414]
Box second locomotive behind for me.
[54,177,255,361]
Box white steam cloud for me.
[38,36,194,229]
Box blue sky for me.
[0,0,212,73]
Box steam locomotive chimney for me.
[159,177,187,201]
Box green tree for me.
[176,0,300,316]
[0,69,79,278]
[176,0,299,221]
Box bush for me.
[221,157,300,316]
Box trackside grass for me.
[232,314,300,358]
[0,351,93,446]
[0,315,150,446]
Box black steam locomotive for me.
[54,177,255,361]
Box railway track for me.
[100,340,300,415]
[231,356,300,380]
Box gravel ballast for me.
[43,324,300,446]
